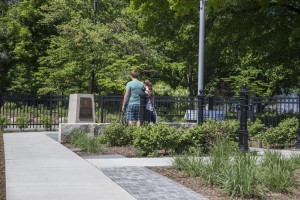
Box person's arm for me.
[122,89,130,112]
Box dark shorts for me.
[126,104,141,121]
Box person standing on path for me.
[144,80,156,123]
[122,70,144,126]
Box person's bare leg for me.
[136,120,141,127]
[128,121,133,126]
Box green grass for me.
[69,129,102,153]
[172,140,300,198]
[261,150,298,192]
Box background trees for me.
[0,0,299,96]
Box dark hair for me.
[130,70,139,78]
[144,80,154,97]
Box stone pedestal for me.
[59,123,110,143]
[68,94,95,123]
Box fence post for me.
[238,83,249,151]
[139,90,147,125]
[49,93,53,131]
[100,95,104,123]
[197,90,205,125]
[296,95,300,148]
[208,96,213,110]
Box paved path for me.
[101,167,207,200]
[86,157,173,168]
[4,132,208,200]
[4,132,135,200]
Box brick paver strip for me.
[101,167,208,200]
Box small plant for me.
[16,114,29,130]
[0,115,9,131]
[41,115,53,130]
[133,124,181,156]
[69,129,102,153]
[172,147,203,177]
[188,120,239,153]
[220,151,261,197]
[248,119,265,136]
[254,117,298,148]
[261,150,296,192]
[102,123,134,146]
[133,124,157,155]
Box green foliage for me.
[133,124,180,155]
[173,139,300,198]
[69,129,102,153]
[261,151,296,192]
[247,119,265,136]
[172,148,203,177]
[0,115,9,131]
[189,120,239,152]
[132,124,156,155]
[16,114,29,130]
[220,151,261,197]
[102,123,134,146]
[255,117,298,147]
[153,81,173,96]
[41,115,53,129]
[0,115,10,131]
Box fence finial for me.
[242,83,247,90]
[199,89,203,95]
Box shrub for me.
[248,119,265,136]
[188,120,239,152]
[41,115,53,130]
[102,123,134,146]
[133,124,156,155]
[254,117,298,148]
[133,124,181,155]
[0,115,9,131]
[16,114,29,130]
[174,128,194,153]
[69,129,102,153]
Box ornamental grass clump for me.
[172,148,203,177]
[220,151,261,197]
[200,140,237,185]
[69,129,102,153]
[172,139,300,198]
[261,150,296,192]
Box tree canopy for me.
[0,0,299,96]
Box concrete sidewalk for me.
[4,132,136,200]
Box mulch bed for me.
[64,143,138,157]
[64,142,300,199]
[149,167,300,200]
[0,132,6,200]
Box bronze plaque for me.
[79,97,93,121]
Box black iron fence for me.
[0,93,299,130]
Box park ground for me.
[2,132,300,200]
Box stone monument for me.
[68,94,95,123]
[59,94,109,143]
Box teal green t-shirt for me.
[126,79,144,105]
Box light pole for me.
[198,0,206,92]
[197,0,206,124]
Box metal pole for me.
[198,0,206,92]
[197,90,205,124]
[296,94,300,148]
[238,83,249,151]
